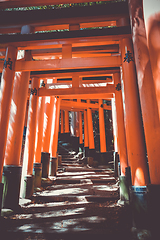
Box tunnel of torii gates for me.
[0,0,160,221]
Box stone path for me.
[0,154,133,240]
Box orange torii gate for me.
[0,0,160,234]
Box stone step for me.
[55,178,116,184]
[32,194,119,203]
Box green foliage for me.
[2,1,126,11]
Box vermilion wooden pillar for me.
[75,112,79,137]
[24,100,29,130]
[79,111,83,144]
[87,100,95,149]
[139,0,160,185]
[20,77,39,198]
[0,46,17,181]
[83,110,89,148]
[64,110,69,133]
[114,72,128,176]
[4,51,32,166]
[50,97,61,157]
[121,38,149,186]
[127,1,160,232]
[42,79,55,153]
[25,78,40,175]
[111,98,118,153]
[61,110,64,134]
[99,99,107,153]
[34,90,45,164]
[33,86,45,187]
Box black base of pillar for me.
[49,157,58,176]
[23,175,34,199]
[0,183,4,215]
[125,166,132,186]
[147,184,160,237]
[64,132,70,142]
[87,157,94,166]
[41,152,50,178]
[58,155,62,166]
[84,147,89,157]
[2,165,22,210]
[99,152,108,165]
[113,152,119,178]
[118,175,130,205]
[33,163,42,188]
[70,136,79,153]
[88,149,95,158]
[130,186,149,229]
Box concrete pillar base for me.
[41,152,50,178]
[130,186,149,229]
[99,152,108,165]
[88,149,95,159]
[58,155,62,166]
[114,152,119,178]
[84,147,89,157]
[2,165,22,210]
[23,175,34,199]
[63,132,70,142]
[147,184,160,237]
[87,157,94,166]
[70,136,79,153]
[50,157,58,176]
[33,163,42,188]
[119,176,130,205]
[0,183,4,215]
[125,166,132,186]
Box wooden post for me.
[84,110,89,148]
[34,84,45,164]
[99,99,107,153]
[0,46,17,181]
[114,72,128,176]
[20,77,39,198]
[128,0,160,185]
[25,78,40,175]
[50,97,61,157]
[4,50,32,166]
[60,110,64,133]
[87,100,95,149]
[79,111,83,144]
[120,37,149,186]
[75,112,79,137]
[64,110,69,133]
[42,79,55,153]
